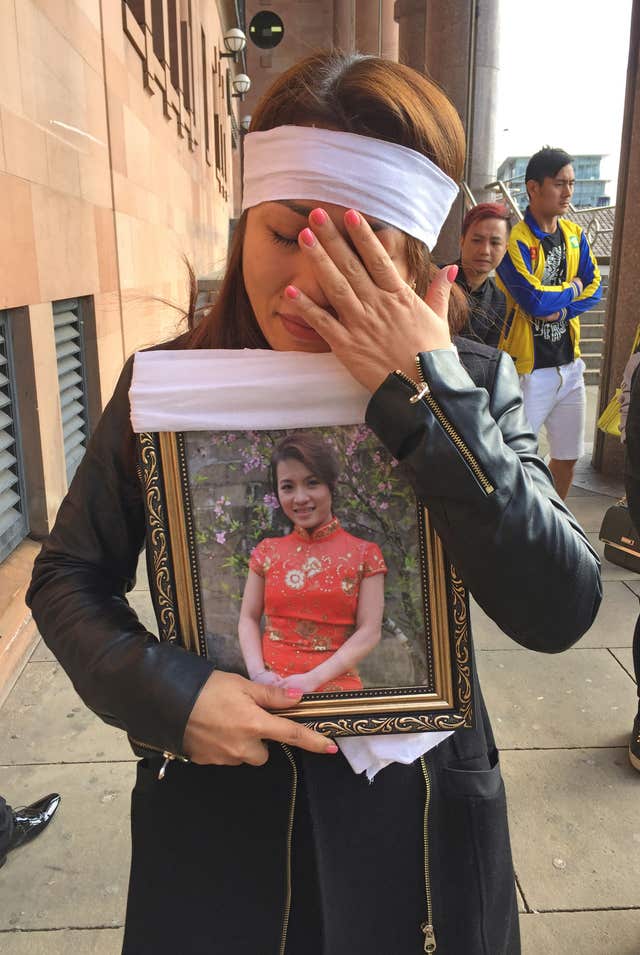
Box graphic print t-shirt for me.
[532,229,574,369]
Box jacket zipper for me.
[395,356,495,495]
[279,744,298,955]
[419,756,437,952]
[133,737,299,952]
[127,736,189,780]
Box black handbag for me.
[598,498,640,574]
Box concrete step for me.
[583,362,603,384]
[580,338,604,355]
[583,352,603,366]
[581,324,605,339]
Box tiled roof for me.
[566,206,616,258]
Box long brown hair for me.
[184,51,467,349]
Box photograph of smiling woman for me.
[238,432,387,695]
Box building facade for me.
[241,1,398,129]
[0,0,241,699]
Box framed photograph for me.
[131,350,474,737]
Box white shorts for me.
[519,358,586,460]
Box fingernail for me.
[345,209,360,228]
[285,285,300,300]
[326,742,339,754]
[310,208,328,226]
[446,264,459,283]
[285,687,303,698]
[300,228,316,247]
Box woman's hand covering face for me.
[284,207,456,392]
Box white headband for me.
[242,125,459,250]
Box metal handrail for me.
[483,180,524,220]
[460,181,477,210]
[460,179,608,226]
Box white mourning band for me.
[242,125,459,250]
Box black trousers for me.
[0,796,14,857]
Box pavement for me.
[1,388,639,954]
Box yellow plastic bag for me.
[597,322,640,438]
[597,388,622,437]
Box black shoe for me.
[0,793,61,868]
[630,714,640,773]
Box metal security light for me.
[231,74,251,99]
[248,12,284,49]
[220,27,247,59]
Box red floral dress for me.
[249,517,387,692]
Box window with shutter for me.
[0,314,27,562]
[53,299,89,483]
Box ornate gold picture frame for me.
[136,424,473,737]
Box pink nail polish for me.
[286,687,303,698]
[310,208,328,226]
[326,743,339,754]
[300,228,315,247]
[285,285,300,300]
[446,264,459,283]
[345,209,360,228]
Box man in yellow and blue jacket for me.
[496,147,601,498]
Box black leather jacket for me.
[27,338,602,954]
[27,338,601,760]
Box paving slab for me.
[470,597,521,651]
[588,533,639,582]
[564,491,617,533]
[572,464,624,499]
[577,581,637,648]
[0,663,133,765]
[471,581,636,651]
[134,553,150,592]
[502,748,640,911]
[0,762,132,930]
[623,578,640,598]
[30,639,56,663]
[573,473,625,498]
[565,483,597,497]
[477,647,636,749]
[610,647,638,685]
[0,928,123,955]
[125,589,158,636]
[520,910,640,954]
